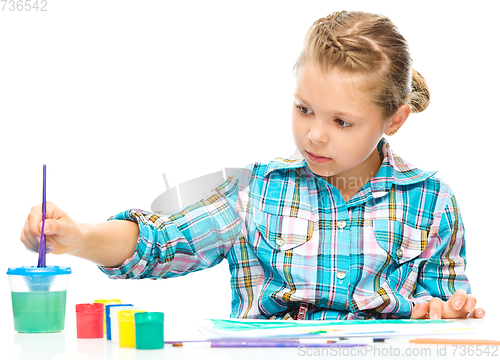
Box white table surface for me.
[2,312,499,360]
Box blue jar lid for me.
[7,265,72,276]
[105,304,134,316]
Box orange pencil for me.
[410,339,500,345]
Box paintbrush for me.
[37,164,47,268]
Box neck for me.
[320,148,382,201]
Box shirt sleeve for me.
[98,165,255,279]
[411,189,471,304]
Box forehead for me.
[294,64,382,119]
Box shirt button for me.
[336,271,346,280]
[337,220,347,229]
[396,248,404,259]
[275,237,285,247]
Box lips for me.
[306,151,330,159]
[305,150,332,164]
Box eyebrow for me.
[293,94,363,121]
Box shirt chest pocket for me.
[372,219,428,264]
[253,208,314,251]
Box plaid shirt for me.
[100,138,470,319]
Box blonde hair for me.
[294,11,430,118]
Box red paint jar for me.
[75,303,105,338]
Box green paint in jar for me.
[11,291,67,333]
[134,312,164,349]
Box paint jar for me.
[105,304,133,341]
[94,299,121,334]
[118,310,145,348]
[75,303,105,338]
[7,266,71,333]
[109,305,137,343]
[134,312,164,350]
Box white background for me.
[0,0,498,336]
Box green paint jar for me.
[134,312,164,349]
[7,266,71,333]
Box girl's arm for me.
[21,166,254,278]
[72,221,139,267]
[21,202,139,267]
[409,192,485,319]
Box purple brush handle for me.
[37,164,47,268]
[210,341,356,348]
[165,339,366,348]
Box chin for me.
[306,162,336,177]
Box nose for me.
[308,117,328,144]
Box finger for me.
[36,202,61,235]
[468,308,485,318]
[42,202,70,237]
[449,289,468,311]
[21,232,38,253]
[21,218,40,252]
[428,297,444,319]
[39,219,60,236]
[411,302,430,319]
[45,201,66,221]
[27,204,43,241]
[44,241,55,253]
[464,294,477,313]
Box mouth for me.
[305,150,332,164]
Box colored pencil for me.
[409,338,500,345]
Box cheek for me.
[346,133,380,160]
[291,113,303,145]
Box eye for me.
[335,119,352,129]
[295,104,313,114]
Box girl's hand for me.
[411,289,485,319]
[20,202,86,255]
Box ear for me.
[384,104,411,136]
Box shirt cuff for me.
[96,209,144,279]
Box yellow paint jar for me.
[94,299,121,334]
[118,310,145,348]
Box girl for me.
[21,10,484,320]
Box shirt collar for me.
[264,138,437,192]
[263,150,307,177]
[369,138,438,198]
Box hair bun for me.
[410,68,431,113]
